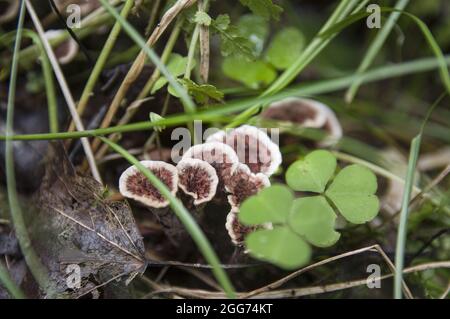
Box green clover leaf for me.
[325,164,380,224]
[266,27,305,70]
[245,226,311,270]
[239,184,293,225]
[289,196,340,247]
[286,150,337,193]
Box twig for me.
[147,261,450,299]
[198,0,210,83]
[241,244,412,299]
[25,0,102,183]
[440,282,450,299]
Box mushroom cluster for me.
[118,125,281,246]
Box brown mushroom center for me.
[262,101,318,123]
[126,167,173,202]
[179,166,212,200]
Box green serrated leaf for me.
[325,164,380,224]
[149,112,165,132]
[239,184,294,225]
[222,56,276,89]
[151,54,194,94]
[286,150,337,193]
[180,78,224,104]
[212,14,254,59]
[245,226,311,269]
[266,27,305,70]
[289,196,340,247]
[195,11,212,26]
[239,0,283,21]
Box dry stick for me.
[25,0,102,183]
[147,261,450,299]
[90,0,198,154]
[67,0,135,134]
[198,0,209,83]
[242,244,412,299]
[94,20,183,161]
[440,281,450,299]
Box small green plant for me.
[239,150,380,269]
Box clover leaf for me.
[240,184,293,225]
[290,196,340,247]
[286,150,336,193]
[266,27,305,70]
[325,164,379,224]
[239,184,339,269]
[246,226,311,269]
[238,150,380,270]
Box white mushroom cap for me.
[207,125,282,177]
[261,97,343,147]
[225,163,270,209]
[182,142,239,181]
[119,160,178,208]
[44,30,79,65]
[177,158,218,205]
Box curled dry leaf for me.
[261,97,343,147]
[177,158,218,206]
[30,143,146,298]
[207,125,281,176]
[119,160,178,209]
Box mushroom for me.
[261,97,343,147]
[225,163,270,209]
[181,142,239,187]
[176,158,218,206]
[44,30,79,65]
[225,207,272,246]
[206,125,282,176]
[119,160,178,208]
[225,207,257,246]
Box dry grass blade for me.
[24,0,102,183]
[145,261,449,299]
[241,244,413,299]
[91,0,198,153]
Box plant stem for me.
[68,0,135,133]
[0,261,26,299]
[99,137,236,298]
[5,0,51,294]
[2,54,450,141]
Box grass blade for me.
[5,0,51,294]
[345,0,410,103]
[394,94,446,299]
[0,261,26,299]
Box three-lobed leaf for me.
[286,150,337,193]
[325,164,379,224]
